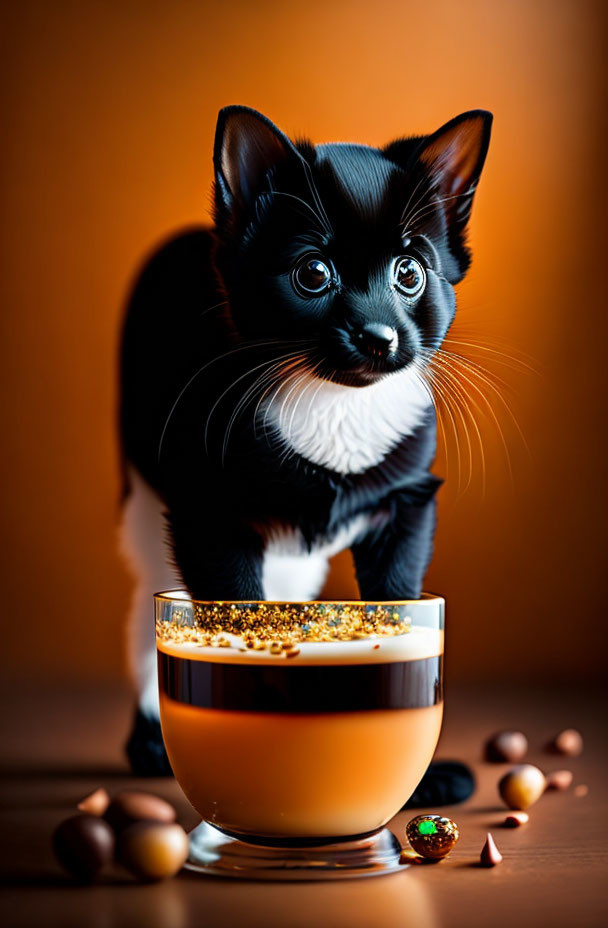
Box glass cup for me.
[155,592,444,879]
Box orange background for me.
[1,0,606,686]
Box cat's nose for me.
[353,322,399,360]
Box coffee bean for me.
[117,822,189,881]
[104,790,177,833]
[52,814,115,881]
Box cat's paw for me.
[125,708,173,777]
[402,761,475,808]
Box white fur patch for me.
[262,366,431,474]
[261,516,369,600]
[118,468,181,718]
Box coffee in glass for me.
[155,593,444,879]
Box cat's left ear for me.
[213,105,303,228]
[385,110,492,239]
[414,110,493,232]
[416,110,492,227]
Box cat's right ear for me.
[213,106,301,228]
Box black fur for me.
[120,106,492,794]
[126,708,173,776]
[121,106,492,601]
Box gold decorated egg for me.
[406,814,460,859]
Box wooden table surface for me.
[0,680,605,928]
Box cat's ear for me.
[213,106,302,225]
[414,110,492,231]
[385,110,492,237]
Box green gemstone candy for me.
[406,814,460,859]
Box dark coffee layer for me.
[158,652,442,712]
[217,825,384,847]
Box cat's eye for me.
[392,257,426,299]
[292,256,333,297]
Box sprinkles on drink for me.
[156,600,413,654]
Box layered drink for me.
[156,594,444,844]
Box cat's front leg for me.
[351,490,438,600]
[351,487,474,808]
[167,509,265,601]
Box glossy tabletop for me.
[0,681,605,928]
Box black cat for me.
[119,105,492,797]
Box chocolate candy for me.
[406,814,460,859]
[498,764,546,810]
[52,813,115,881]
[117,822,189,881]
[104,790,177,833]
[480,832,503,867]
[484,731,528,764]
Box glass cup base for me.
[185,821,408,881]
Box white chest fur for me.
[262,366,431,474]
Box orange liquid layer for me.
[160,693,443,838]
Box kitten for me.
[119,105,492,790]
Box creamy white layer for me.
[157,624,443,666]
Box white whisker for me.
[399,175,435,231]
[204,349,310,458]
[220,353,310,463]
[403,186,476,235]
[264,188,331,238]
[200,299,228,318]
[157,337,312,461]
